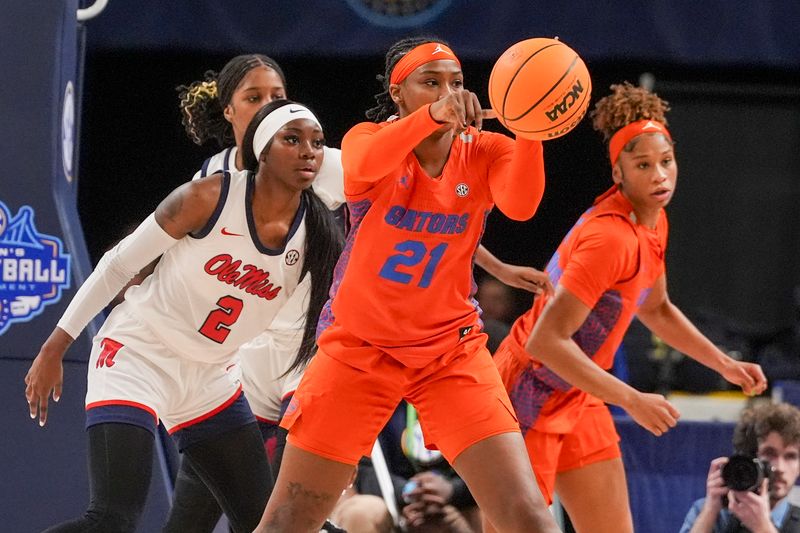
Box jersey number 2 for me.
[199,295,243,344]
[379,240,448,288]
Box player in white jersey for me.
[24,99,343,533]
[162,55,349,533]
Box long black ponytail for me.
[286,190,343,375]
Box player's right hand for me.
[625,392,680,436]
[429,91,492,133]
[24,328,71,427]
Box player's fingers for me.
[27,388,38,420]
[53,382,62,403]
[481,108,497,120]
[462,92,477,129]
[749,365,768,392]
[452,95,467,131]
[38,394,50,427]
[666,401,681,420]
[741,367,757,388]
[515,278,542,294]
[539,277,555,296]
[469,92,483,131]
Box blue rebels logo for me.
[0,201,71,335]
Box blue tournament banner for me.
[0,200,71,336]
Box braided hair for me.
[177,54,286,147]
[590,81,671,143]
[365,36,450,123]
[241,100,344,375]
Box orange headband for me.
[390,42,461,85]
[608,120,672,165]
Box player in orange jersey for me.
[255,36,560,533]
[493,82,768,533]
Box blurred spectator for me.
[476,276,515,324]
[476,276,514,353]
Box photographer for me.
[680,403,800,532]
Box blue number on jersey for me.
[379,240,448,288]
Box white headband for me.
[252,104,322,158]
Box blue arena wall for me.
[0,2,170,530]
[85,0,800,68]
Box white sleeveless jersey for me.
[193,146,345,210]
[124,169,307,365]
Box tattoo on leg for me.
[265,482,337,531]
[287,481,336,506]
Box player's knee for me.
[502,491,554,525]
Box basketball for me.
[489,38,592,140]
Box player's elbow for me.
[499,200,539,222]
[525,331,549,361]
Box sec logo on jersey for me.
[455,183,469,197]
[285,249,300,266]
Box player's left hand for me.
[721,360,768,396]
[728,479,777,533]
[495,264,554,296]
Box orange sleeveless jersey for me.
[326,105,544,367]
[499,187,668,433]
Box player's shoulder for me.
[183,170,227,203]
[344,120,383,137]
[578,213,638,252]
[194,147,236,180]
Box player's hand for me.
[720,360,768,396]
[701,457,730,516]
[24,328,72,427]
[623,392,680,436]
[728,479,776,533]
[494,264,554,296]
[429,90,493,133]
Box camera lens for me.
[722,454,764,492]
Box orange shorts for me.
[525,403,621,505]
[281,322,520,465]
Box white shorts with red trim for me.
[86,306,243,432]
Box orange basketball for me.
[489,38,592,140]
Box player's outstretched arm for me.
[341,104,442,190]
[527,285,680,436]
[485,135,545,221]
[24,175,221,427]
[636,274,767,396]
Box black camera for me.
[721,454,774,492]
